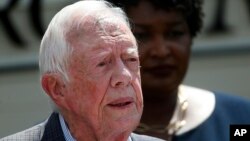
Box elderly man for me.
[0,1,164,141]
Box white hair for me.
[39,0,131,112]
[39,0,131,81]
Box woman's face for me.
[127,1,192,96]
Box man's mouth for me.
[107,97,134,109]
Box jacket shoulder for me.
[0,122,46,141]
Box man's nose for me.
[111,61,132,88]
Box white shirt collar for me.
[59,114,76,141]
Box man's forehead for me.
[87,18,130,37]
[75,18,128,36]
[82,45,138,62]
[67,14,136,53]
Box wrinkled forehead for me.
[87,16,130,36]
[66,14,133,47]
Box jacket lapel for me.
[41,112,66,141]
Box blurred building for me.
[0,0,250,137]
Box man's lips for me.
[107,97,134,108]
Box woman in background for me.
[107,0,250,140]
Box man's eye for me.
[98,61,110,67]
[125,57,139,71]
[127,58,138,62]
[97,62,106,67]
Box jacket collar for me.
[41,112,66,141]
[40,112,138,141]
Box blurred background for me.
[0,0,249,138]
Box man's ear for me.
[41,73,66,106]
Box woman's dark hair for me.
[107,0,204,37]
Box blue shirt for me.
[59,114,76,141]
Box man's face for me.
[62,19,143,138]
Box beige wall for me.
[185,53,250,99]
[0,71,50,137]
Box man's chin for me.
[103,103,142,132]
[101,115,140,139]
[108,112,141,129]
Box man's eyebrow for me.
[126,47,138,55]
[85,47,111,59]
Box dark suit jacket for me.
[0,112,164,141]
